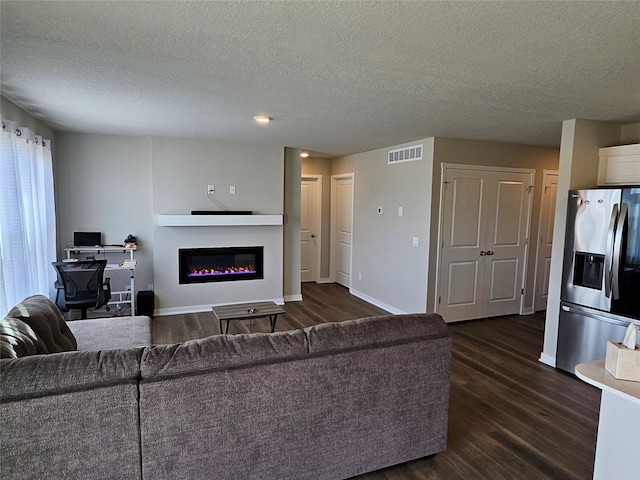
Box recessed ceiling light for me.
[300,152,309,158]
[253,115,272,124]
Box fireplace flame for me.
[187,265,257,277]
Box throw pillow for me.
[2,295,77,357]
[0,317,47,358]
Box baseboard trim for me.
[348,288,404,315]
[318,277,332,284]
[155,297,286,317]
[284,294,303,302]
[539,352,556,368]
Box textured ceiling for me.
[1,1,639,157]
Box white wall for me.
[151,137,284,312]
[331,136,559,315]
[55,133,154,296]
[621,123,640,144]
[151,137,283,215]
[332,138,434,314]
[283,147,302,301]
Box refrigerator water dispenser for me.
[573,252,604,290]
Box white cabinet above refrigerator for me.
[598,144,640,186]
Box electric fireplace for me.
[179,246,264,284]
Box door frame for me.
[301,175,323,283]
[330,173,355,286]
[435,163,535,319]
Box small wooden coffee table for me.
[211,301,285,334]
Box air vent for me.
[388,144,423,164]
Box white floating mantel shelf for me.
[157,214,283,227]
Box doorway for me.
[301,175,322,283]
[331,173,354,288]
[534,170,558,311]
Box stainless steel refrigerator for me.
[557,187,640,373]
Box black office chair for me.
[52,260,111,319]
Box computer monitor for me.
[74,231,102,247]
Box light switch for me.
[230,185,236,194]
[398,206,403,216]
[412,236,419,247]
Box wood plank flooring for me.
[152,282,389,343]
[152,283,601,479]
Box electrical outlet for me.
[229,185,236,194]
[207,184,215,193]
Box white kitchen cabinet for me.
[598,144,640,185]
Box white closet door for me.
[437,166,533,322]
[438,169,486,322]
[481,173,531,318]
[534,171,558,311]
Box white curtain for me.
[0,117,57,316]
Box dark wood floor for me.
[152,283,601,480]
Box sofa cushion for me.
[68,315,152,351]
[1,347,144,480]
[1,295,77,358]
[0,347,144,401]
[305,313,448,353]
[140,328,308,380]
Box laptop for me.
[74,231,102,247]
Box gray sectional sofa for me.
[1,295,452,480]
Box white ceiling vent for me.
[388,144,423,164]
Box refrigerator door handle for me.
[562,304,631,327]
[612,202,628,300]
[604,203,619,298]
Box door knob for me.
[311,234,316,238]
[480,251,486,256]
[486,250,494,255]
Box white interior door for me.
[481,173,532,318]
[301,176,321,283]
[437,170,486,322]
[534,170,558,311]
[437,165,533,322]
[331,174,354,288]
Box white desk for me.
[575,360,640,480]
[64,246,137,314]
